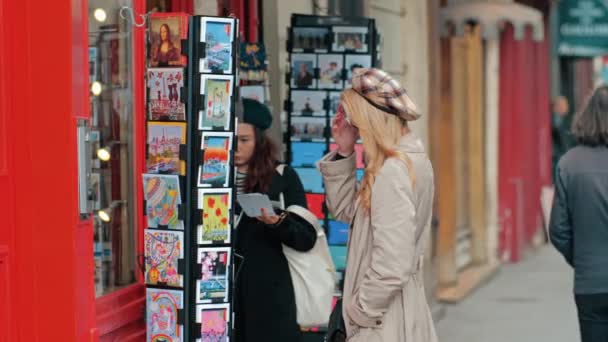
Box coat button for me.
[376,320,382,325]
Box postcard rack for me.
[143,13,239,342]
[284,14,379,301]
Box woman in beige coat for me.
[319,68,438,342]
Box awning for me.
[441,1,544,41]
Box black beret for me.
[242,98,273,131]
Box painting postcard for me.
[149,13,188,67]
[332,26,369,53]
[292,27,330,52]
[290,116,327,142]
[291,53,317,89]
[144,229,184,287]
[198,132,233,188]
[318,54,344,89]
[196,247,231,303]
[291,90,326,117]
[146,288,184,342]
[345,55,372,85]
[143,174,184,230]
[196,303,231,342]
[200,17,235,74]
[199,75,233,130]
[198,188,232,244]
[148,68,186,121]
[147,121,187,175]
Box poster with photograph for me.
[294,167,324,194]
[147,121,187,175]
[148,68,186,121]
[196,303,230,342]
[290,116,327,142]
[199,75,233,130]
[198,189,232,244]
[318,54,344,89]
[200,17,235,74]
[239,85,265,103]
[198,132,233,188]
[144,229,184,287]
[291,54,317,89]
[332,26,368,53]
[345,55,372,85]
[291,142,326,167]
[149,13,188,67]
[328,92,341,117]
[196,247,231,303]
[143,174,184,230]
[291,90,326,116]
[146,288,184,342]
[292,27,330,52]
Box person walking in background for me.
[550,86,608,342]
[319,68,438,341]
[552,95,576,178]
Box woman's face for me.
[160,25,168,42]
[235,123,256,168]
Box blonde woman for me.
[319,68,438,342]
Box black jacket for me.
[234,165,317,342]
[549,146,608,294]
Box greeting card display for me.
[200,17,235,74]
[291,54,317,89]
[332,26,368,53]
[318,54,344,89]
[292,27,330,52]
[199,75,234,130]
[198,132,232,188]
[144,229,184,287]
[196,304,231,342]
[143,174,183,230]
[290,116,327,142]
[196,247,231,303]
[148,68,186,120]
[146,288,184,342]
[149,13,188,67]
[148,122,187,175]
[198,188,232,244]
[291,90,326,117]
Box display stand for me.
[284,13,379,307]
[143,13,239,342]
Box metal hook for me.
[119,6,147,28]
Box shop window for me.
[88,1,137,297]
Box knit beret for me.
[242,98,273,130]
[351,68,420,121]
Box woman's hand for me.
[332,104,358,157]
[256,208,280,225]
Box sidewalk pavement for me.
[436,245,580,342]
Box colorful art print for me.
[292,27,330,52]
[149,14,188,67]
[147,122,187,175]
[198,188,232,244]
[331,143,365,168]
[290,116,327,141]
[239,42,267,71]
[200,17,235,74]
[144,229,184,287]
[146,288,184,342]
[239,85,265,103]
[148,68,186,121]
[328,92,341,117]
[306,193,325,219]
[291,54,317,89]
[345,55,372,85]
[332,26,368,53]
[318,54,344,89]
[196,304,230,342]
[143,174,184,230]
[294,167,324,194]
[89,47,98,82]
[198,132,233,188]
[291,142,326,167]
[291,90,326,116]
[196,247,231,303]
[199,75,233,130]
[328,220,349,245]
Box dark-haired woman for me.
[234,98,317,342]
[550,85,608,342]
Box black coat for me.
[234,165,317,342]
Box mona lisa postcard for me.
[199,75,234,130]
[149,13,188,67]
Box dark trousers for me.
[576,294,608,342]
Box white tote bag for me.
[277,165,336,328]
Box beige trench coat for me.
[318,133,438,342]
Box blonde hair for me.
[341,89,415,211]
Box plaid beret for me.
[351,68,420,121]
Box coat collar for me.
[398,132,425,153]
